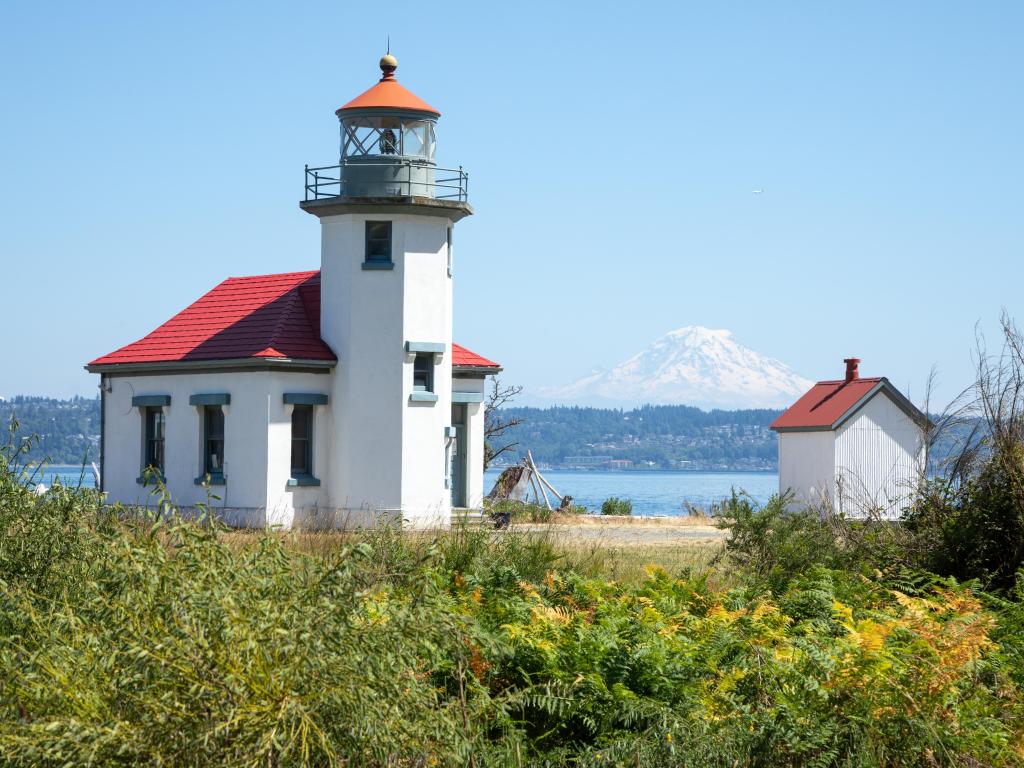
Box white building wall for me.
[320,215,405,524]
[319,212,457,528]
[262,370,332,529]
[778,430,836,511]
[400,216,453,526]
[453,376,486,509]
[834,392,924,518]
[102,370,330,527]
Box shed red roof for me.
[770,378,886,431]
[88,270,499,372]
[336,78,440,116]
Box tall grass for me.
[1,430,1023,765]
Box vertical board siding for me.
[778,431,836,510]
[834,392,923,518]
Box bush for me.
[905,450,1024,592]
[487,498,553,523]
[601,496,633,516]
[900,314,1024,592]
[717,492,849,591]
[2,428,1023,765]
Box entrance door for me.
[450,404,467,507]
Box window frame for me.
[412,352,434,393]
[141,406,165,482]
[289,404,317,485]
[202,405,225,480]
[364,220,393,267]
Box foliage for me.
[0,396,99,464]
[0,421,111,606]
[2,434,1024,765]
[488,498,555,523]
[717,491,859,592]
[903,313,1024,592]
[600,496,633,516]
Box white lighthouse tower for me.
[301,54,472,527]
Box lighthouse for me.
[301,54,474,527]
[86,54,498,529]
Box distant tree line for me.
[0,393,969,473]
[495,404,784,469]
[0,396,100,465]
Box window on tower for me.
[364,221,393,268]
[413,352,434,393]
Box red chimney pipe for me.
[844,357,861,382]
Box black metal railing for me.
[304,160,469,202]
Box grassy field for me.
[2,457,1022,767]
[224,523,725,586]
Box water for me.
[24,465,777,515]
[24,464,97,489]
[484,468,778,516]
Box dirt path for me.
[516,515,726,546]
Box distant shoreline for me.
[487,467,777,475]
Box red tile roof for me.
[336,78,440,116]
[452,343,500,370]
[89,270,499,372]
[89,271,335,367]
[771,375,926,432]
[770,378,884,431]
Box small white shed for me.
[770,358,927,518]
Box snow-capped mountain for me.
[538,326,813,410]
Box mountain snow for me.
[538,326,813,410]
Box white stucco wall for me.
[319,211,458,528]
[778,430,837,511]
[400,217,453,526]
[102,370,330,527]
[834,392,924,518]
[453,376,486,509]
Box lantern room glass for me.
[341,116,436,161]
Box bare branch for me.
[484,378,524,470]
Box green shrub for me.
[487,498,554,523]
[601,496,633,516]
[904,448,1024,592]
[717,492,849,592]
[1,429,1023,766]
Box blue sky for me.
[1,1,1021,406]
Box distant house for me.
[86,55,500,529]
[770,358,927,517]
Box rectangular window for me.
[365,221,392,264]
[290,405,313,477]
[203,406,225,477]
[144,407,165,475]
[413,352,434,392]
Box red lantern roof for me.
[336,55,440,116]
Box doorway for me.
[450,404,468,507]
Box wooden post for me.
[528,470,543,507]
[536,471,563,502]
[527,451,553,511]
